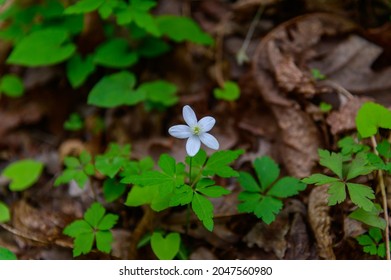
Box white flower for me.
[169,105,219,156]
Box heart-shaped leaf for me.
[2,159,44,191]
[150,232,180,260]
[356,102,391,138]
[213,81,240,101]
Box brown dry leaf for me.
[308,185,335,259]
[285,213,313,259]
[252,13,356,177]
[190,247,218,260]
[326,96,371,135]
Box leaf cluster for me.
[238,156,306,224]
[124,149,243,231]
[356,228,390,258]
[63,202,119,257]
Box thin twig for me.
[371,136,390,260]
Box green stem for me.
[186,156,193,235]
[371,136,390,260]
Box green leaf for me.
[97,214,118,231]
[302,174,340,185]
[327,181,346,206]
[125,185,159,207]
[238,172,261,192]
[237,192,261,213]
[66,54,95,88]
[88,71,145,108]
[203,149,244,178]
[346,154,375,180]
[137,37,170,58]
[64,113,84,131]
[377,140,391,159]
[84,202,106,228]
[311,68,326,81]
[267,177,306,198]
[318,149,343,179]
[95,144,130,178]
[169,184,193,206]
[319,102,332,112]
[338,136,369,156]
[0,74,24,97]
[0,247,17,260]
[253,196,283,225]
[103,178,126,203]
[213,81,240,101]
[0,202,10,223]
[2,159,44,191]
[95,230,113,253]
[64,0,104,14]
[356,102,391,138]
[158,154,176,176]
[349,206,386,230]
[367,153,386,170]
[197,186,230,198]
[150,232,181,260]
[347,183,375,211]
[93,38,138,68]
[64,156,80,168]
[7,28,76,66]
[156,15,213,45]
[192,193,214,231]
[138,80,178,107]
[63,220,92,238]
[73,232,94,257]
[253,156,280,191]
[369,228,383,244]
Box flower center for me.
[192,125,202,135]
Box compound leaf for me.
[203,149,244,178]
[192,193,214,231]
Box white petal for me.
[168,125,192,139]
[186,136,201,156]
[183,105,197,127]
[199,133,219,150]
[198,116,216,132]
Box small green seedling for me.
[55,150,94,188]
[0,247,17,260]
[63,202,119,257]
[238,156,306,224]
[0,74,24,97]
[311,68,326,81]
[95,143,130,178]
[0,202,10,223]
[356,228,390,258]
[319,102,332,113]
[2,159,44,191]
[213,81,240,101]
[64,112,84,131]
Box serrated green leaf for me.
[357,235,374,246]
[369,227,383,243]
[253,156,280,191]
[169,184,193,206]
[63,220,92,238]
[318,149,343,179]
[98,214,118,231]
[267,177,306,198]
[203,149,243,178]
[253,196,283,225]
[88,71,145,108]
[377,140,391,159]
[349,206,386,229]
[151,232,180,260]
[347,183,375,211]
[0,202,10,223]
[238,172,261,192]
[0,74,24,97]
[7,28,76,66]
[64,0,104,14]
[54,169,77,186]
[73,232,94,257]
[237,192,262,213]
[327,181,346,206]
[367,153,386,170]
[158,154,176,176]
[95,143,130,178]
[156,15,213,45]
[346,154,375,180]
[2,159,44,191]
[356,102,391,138]
[93,38,138,68]
[95,230,113,253]
[84,202,105,228]
[138,80,178,107]
[103,178,126,203]
[66,54,95,88]
[213,81,240,101]
[302,174,340,185]
[338,136,369,156]
[0,247,17,260]
[377,243,386,258]
[192,193,214,231]
[197,186,230,198]
[73,171,89,188]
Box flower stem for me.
[371,136,390,260]
[186,156,193,235]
